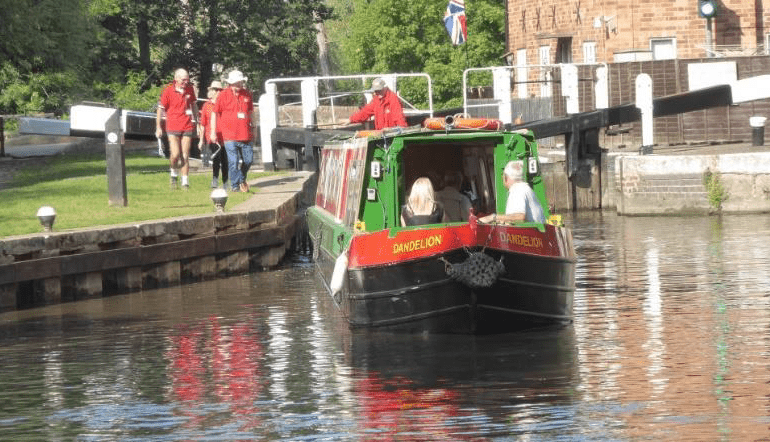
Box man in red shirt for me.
[198,80,228,189]
[156,68,199,189]
[210,69,255,193]
[346,78,407,130]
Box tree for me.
[326,0,505,109]
[0,0,95,114]
[91,0,333,98]
[0,0,335,116]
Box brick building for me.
[505,0,769,65]
[496,1,770,147]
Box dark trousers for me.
[208,142,228,182]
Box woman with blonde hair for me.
[401,177,447,226]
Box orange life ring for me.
[423,117,503,131]
[354,130,382,138]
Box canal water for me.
[2,212,770,440]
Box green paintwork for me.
[309,127,551,258]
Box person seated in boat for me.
[401,177,448,226]
[435,171,473,222]
[479,160,545,224]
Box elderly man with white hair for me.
[479,160,545,224]
[156,68,199,190]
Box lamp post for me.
[698,0,718,57]
[36,206,56,231]
[210,188,228,213]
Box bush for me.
[93,71,163,112]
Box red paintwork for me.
[347,221,565,269]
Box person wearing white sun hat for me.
[210,69,256,193]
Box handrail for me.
[462,62,608,117]
[265,73,434,122]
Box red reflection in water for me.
[167,325,205,402]
[165,315,263,433]
[355,374,481,441]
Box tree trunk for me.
[315,19,331,78]
[137,17,151,76]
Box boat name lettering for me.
[393,235,443,254]
[499,233,543,248]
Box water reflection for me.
[2,213,770,439]
[572,212,770,440]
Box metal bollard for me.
[750,116,766,146]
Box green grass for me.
[1,152,278,237]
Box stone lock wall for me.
[615,152,770,215]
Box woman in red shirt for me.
[198,80,228,189]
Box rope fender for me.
[439,250,505,289]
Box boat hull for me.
[312,228,575,334]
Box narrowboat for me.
[306,117,575,333]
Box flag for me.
[444,0,468,46]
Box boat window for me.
[316,141,367,225]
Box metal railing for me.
[264,73,434,126]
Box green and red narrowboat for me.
[306,117,575,333]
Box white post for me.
[259,82,278,167]
[493,67,512,124]
[561,64,579,114]
[595,65,608,109]
[636,73,653,151]
[300,78,319,127]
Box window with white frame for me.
[583,41,597,63]
[650,38,677,60]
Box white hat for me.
[226,70,247,84]
[208,80,223,90]
[371,78,386,91]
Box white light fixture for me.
[36,206,56,231]
[210,188,228,213]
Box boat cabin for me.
[314,128,549,233]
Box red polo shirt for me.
[213,87,253,142]
[159,83,197,132]
[199,100,223,143]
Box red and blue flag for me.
[444,0,468,46]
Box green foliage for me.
[704,170,728,210]
[0,0,332,116]
[0,0,95,72]
[93,71,164,112]
[0,63,83,115]
[326,0,505,109]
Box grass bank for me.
[1,152,278,237]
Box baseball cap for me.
[371,78,386,92]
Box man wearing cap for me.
[210,69,255,193]
[156,68,199,190]
[198,80,228,189]
[346,78,407,130]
